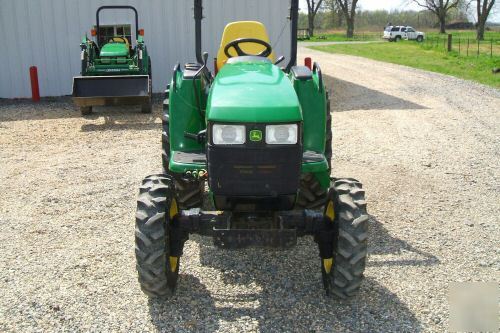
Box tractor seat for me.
[216,21,275,70]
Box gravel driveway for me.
[1,48,499,332]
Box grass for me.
[304,31,382,42]
[303,29,500,43]
[425,30,500,40]
[310,41,500,88]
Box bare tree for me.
[306,0,324,37]
[336,0,360,38]
[473,0,496,40]
[412,0,461,33]
[325,0,344,28]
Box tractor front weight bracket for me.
[170,209,331,250]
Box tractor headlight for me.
[213,124,246,145]
[265,124,298,145]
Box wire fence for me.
[420,35,500,58]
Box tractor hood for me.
[207,58,302,123]
[100,43,129,57]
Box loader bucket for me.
[72,75,150,107]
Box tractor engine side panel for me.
[291,67,327,154]
[168,69,206,154]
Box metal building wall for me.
[0,0,292,98]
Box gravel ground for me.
[1,48,499,332]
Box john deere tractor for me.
[72,6,152,115]
[135,0,368,299]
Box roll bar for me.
[96,6,139,47]
[193,0,299,72]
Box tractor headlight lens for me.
[213,124,246,145]
[265,124,298,145]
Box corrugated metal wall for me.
[0,0,292,98]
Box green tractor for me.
[72,6,152,116]
[135,0,368,299]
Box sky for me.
[299,0,500,22]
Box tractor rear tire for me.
[296,173,328,209]
[174,177,204,209]
[80,106,92,116]
[322,178,368,299]
[135,174,179,297]
[161,112,170,174]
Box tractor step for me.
[213,228,296,249]
[72,75,150,107]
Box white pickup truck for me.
[383,26,425,42]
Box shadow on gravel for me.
[148,234,424,332]
[148,275,221,332]
[323,75,427,112]
[80,110,161,132]
[368,215,440,267]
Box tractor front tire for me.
[135,174,179,297]
[80,106,92,116]
[322,178,368,299]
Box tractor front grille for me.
[207,146,301,197]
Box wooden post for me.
[477,39,480,57]
[447,34,452,52]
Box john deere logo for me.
[250,130,262,142]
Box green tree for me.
[412,0,461,33]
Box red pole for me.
[304,57,312,70]
[29,66,40,102]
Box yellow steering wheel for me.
[109,37,130,48]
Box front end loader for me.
[135,0,368,299]
[72,6,152,115]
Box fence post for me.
[447,34,452,52]
[477,39,480,57]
